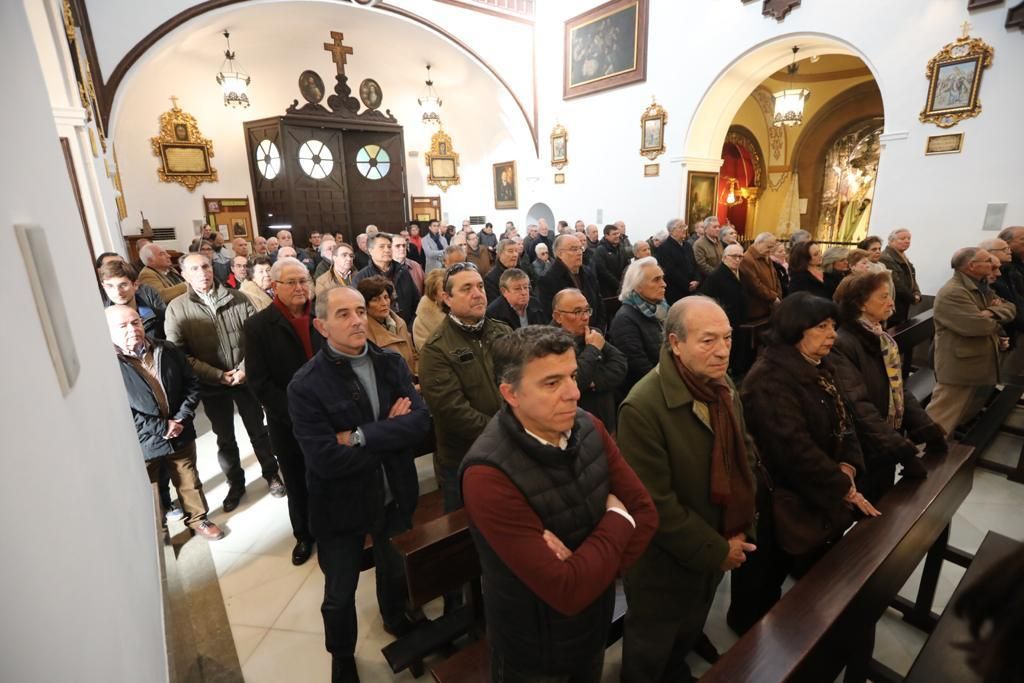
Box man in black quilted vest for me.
[460,326,657,682]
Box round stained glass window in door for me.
[255,139,281,180]
[355,144,391,181]
[298,139,334,180]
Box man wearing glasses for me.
[243,257,321,565]
[538,234,607,330]
[551,288,628,433]
[486,268,545,330]
[165,253,285,512]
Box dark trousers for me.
[146,441,209,528]
[201,384,278,487]
[157,459,173,511]
[437,464,465,612]
[622,571,721,683]
[491,648,603,683]
[317,502,410,664]
[268,418,312,543]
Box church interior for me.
[3,0,1024,681]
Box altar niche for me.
[243,32,407,246]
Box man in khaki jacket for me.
[137,243,187,303]
[739,232,782,322]
[693,216,724,277]
[927,247,1016,434]
[165,253,284,511]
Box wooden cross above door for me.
[323,31,354,76]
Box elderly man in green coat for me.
[618,296,758,683]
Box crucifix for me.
[960,20,972,37]
[170,95,180,110]
[323,31,354,76]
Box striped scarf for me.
[858,318,905,429]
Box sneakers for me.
[267,474,287,498]
[192,519,225,541]
[165,503,185,522]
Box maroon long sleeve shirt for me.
[463,419,658,616]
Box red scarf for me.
[672,353,756,537]
[273,297,314,359]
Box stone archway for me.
[525,202,555,231]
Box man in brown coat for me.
[739,232,782,322]
[927,247,1016,434]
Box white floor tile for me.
[221,553,314,629]
[272,564,326,634]
[242,629,331,683]
[229,624,268,667]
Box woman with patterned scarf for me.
[609,256,668,399]
[729,293,881,637]
[831,272,947,501]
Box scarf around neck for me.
[671,353,756,537]
[858,318,904,429]
[623,291,669,322]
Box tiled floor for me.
[184,408,1024,682]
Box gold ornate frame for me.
[640,100,667,160]
[919,33,993,128]
[424,128,460,192]
[550,124,568,169]
[150,103,217,191]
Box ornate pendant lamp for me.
[216,30,251,108]
[418,64,442,125]
[773,46,809,127]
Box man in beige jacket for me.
[927,247,1016,434]
[137,243,187,303]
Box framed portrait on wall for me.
[493,161,518,210]
[640,100,667,160]
[686,171,719,231]
[551,124,568,169]
[563,0,649,99]
[919,34,993,128]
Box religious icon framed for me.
[493,161,518,210]
[563,0,649,99]
[640,100,667,160]
[685,172,719,231]
[551,124,568,169]
[919,32,993,128]
[425,129,460,192]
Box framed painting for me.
[919,34,993,128]
[551,124,568,169]
[493,161,518,210]
[686,172,719,231]
[640,100,667,160]
[425,129,460,192]
[563,0,649,99]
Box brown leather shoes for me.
[192,519,225,541]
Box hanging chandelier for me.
[773,46,809,127]
[216,30,250,108]
[418,64,442,125]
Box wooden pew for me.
[361,488,446,571]
[701,444,976,683]
[903,530,1023,683]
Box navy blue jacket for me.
[116,339,200,460]
[287,343,431,538]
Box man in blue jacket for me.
[287,285,431,683]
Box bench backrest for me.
[390,510,480,609]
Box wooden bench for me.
[701,443,976,682]
[889,309,934,369]
[361,488,446,571]
[903,530,1023,683]
[381,510,481,677]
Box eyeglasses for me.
[443,261,480,290]
[275,278,311,287]
[556,307,593,317]
[560,246,584,254]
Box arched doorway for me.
[525,202,555,230]
[681,34,888,238]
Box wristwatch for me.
[350,428,365,447]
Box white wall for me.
[110,1,537,248]
[531,0,1024,293]
[0,2,167,681]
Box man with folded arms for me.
[461,326,657,682]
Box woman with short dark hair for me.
[356,275,417,376]
[729,292,880,635]
[830,273,946,500]
[786,241,830,299]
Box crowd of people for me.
[94,217,1024,683]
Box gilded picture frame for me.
[563,0,649,100]
[919,34,993,128]
[424,129,460,192]
[686,171,719,232]
[493,161,518,210]
[640,100,667,160]
[551,124,568,169]
[150,102,217,191]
